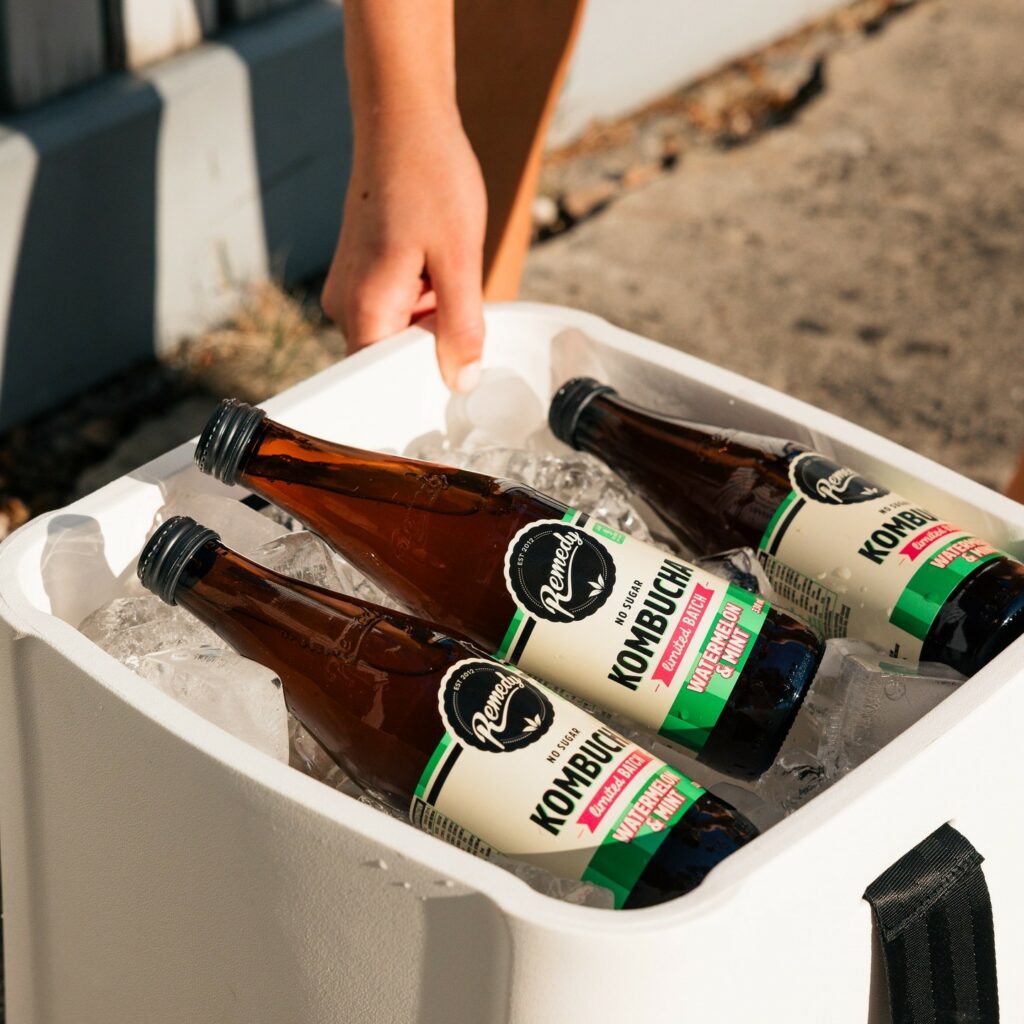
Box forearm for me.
[326,0,486,389]
[344,0,458,127]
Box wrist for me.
[351,93,462,137]
[349,102,467,176]
[344,0,457,128]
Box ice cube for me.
[254,502,301,533]
[80,595,222,670]
[289,716,352,789]
[253,531,348,592]
[462,448,653,540]
[585,482,652,542]
[535,454,653,540]
[708,782,785,832]
[352,574,405,611]
[251,525,404,609]
[404,431,464,467]
[548,328,613,399]
[753,742,831,815]
[829,641,962,773]
[695,548,774,598]
[459,429,507,456]
[136,646,290,762]
[464,447,544,487]
[157,489,288,554]
[752,638,963,814]
[446,368,547,450]
[79,593,170,635]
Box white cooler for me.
[0,303,1021,1023]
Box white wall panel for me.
[551,0,846,145]
[117,0,219,69]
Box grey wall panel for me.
[221,0,310,24]
[0,1,351,430]
[0,77,162,428]
[215,2,351,291]
[0,0,107,111]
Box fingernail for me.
[454,361,482,394]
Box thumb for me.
[431,252,486,392]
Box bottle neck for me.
[174,542,460,800]
[238,419,499,513]
[177,542,458,683]
[572,392,715,461]
[571,392,793,551]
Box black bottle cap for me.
[194,399,267,486]
[137,516,220,605]
[548,378,617,448]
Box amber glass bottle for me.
[137,516,758,909]
[194,400,824,780]
[549,377,1024,676]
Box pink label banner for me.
[652,583,716,687]
[576,750,653,833]
[900,522,958,561]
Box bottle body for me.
[195,401,824,779]
[137,517,757,908]
[549,379,1024,676]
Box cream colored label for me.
[497,511,770,752]
[411,659,705,905]
[759,452,1002,659]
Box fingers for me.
[322,249,423,351]
[410,279,438,319]
[347,290,413,351]
[431,251,486,392]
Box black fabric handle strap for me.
[864,823,999,1024]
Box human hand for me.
[321,108,487,392]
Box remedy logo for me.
[441,660,554,753]
[790,452,888,506]
[505,520,616,623]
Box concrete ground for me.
[522,0,1024,492]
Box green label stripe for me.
[890,536,1003,641]
[758,490,798,552]
[658,584,768,753]
[582,767,706,908]
[414,731,454,799]
[560,506,579,524]
[495,608,525,661]
[592,521,625,544]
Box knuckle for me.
[445,318,485,349]
[352,293,393,324]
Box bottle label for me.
[497,509,770,753]
[411,658,706,908]
[758,451,1005,658]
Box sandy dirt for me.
[523,0,1024,491]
